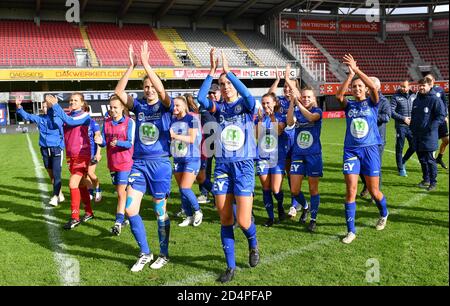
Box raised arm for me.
[336,67,355,108]
[197,48,218,112]
[15,96,41,124]
[286,95,296,127]
[114,44,137,110]
[343,54,379,103]
[268,67,281,95]
[46,95,91,126]
[222,51,255,112]
[141,41,171,108]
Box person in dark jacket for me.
[391,80,416,176]
[425,74,449,169]
[16,95,65,206]
[410,78,445,191]
[360,77,391,197]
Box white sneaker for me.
[193,210,203,227]
[176,209,186,218]
[58,192,65,203]
[150,255,169,269]
[376,214,388,231]
[179,216,194,227]
[197,194,210,204]
[131,253,153,272]
[48,195,59,207]
[342,232,356,244]
[95,191,102,203]
[288,206,297,218]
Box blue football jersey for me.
[292,106,322,157]
[170,113,201,163]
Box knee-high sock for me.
[115,213,125,224]
[295,192,308,209]
[180,192,193,217]
[69,187,81,220]
[290,196,299,209]
[345,202,356,234]
[310,194,320,221]
[241,222,257,249]
[181,188,200,212]
[374,196,388,218]
[154,199,170,257]
[262,190,274,220]
[273,191,285,213]
[79,186,93,215]
[129,214,150,255]
[221,225,236,269]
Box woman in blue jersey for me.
[285,82,323,232]
[115,42,173,271]
[170,95,203,227]
[15,95,65,207]
[335,54,389,244]
[255,93,287,227]
[197,48,259,283]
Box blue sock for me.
[241,222,258,249]
[157,219,170,257]
[181,193,193,216]
[291,196,299,209]
[200,179,213,195]
[115,213,125,224]
[129,214,150,254]
[96,187,101,192]
[88,188,94,197]
[262,190,275,220]
[345,202,356,234]
[310,194,320,220]
[181,188,200,212]
[221,225,236,269]
[295,192,308,209]
[273,191,284,212]
[375,196,388,218]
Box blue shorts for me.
[343,145,380,176]
[290,153,323,177]
[128,158,172,198]
[110,171,130,186]
[213,160,255,196]
[40,147,63,169]
[256,159,286,176]
[174,159,200,175]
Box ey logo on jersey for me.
[350,118,369,139]
[139,122,159,145]
[221,125,245,151]
[297,131,313,149]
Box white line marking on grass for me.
[165,144,429,286]
[26,134,80,286]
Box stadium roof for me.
[1,0,448,24]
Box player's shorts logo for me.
[221,125,245,151]
[139,122,159,145]
[350,118,369,139]
[297,131,314,149]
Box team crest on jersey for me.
[219,115,225,124]
[279,107,284,114]
[153,103,160,112]
[138,112,145,121]
[436,93,441,98]
[361,101,368,107]
[234,105,242,114]
[424,107,429,113]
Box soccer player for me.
[15,95,65,207]
[197,48,259,283]
[285,82,323,232]
[359,77,391,196]
[335,54,389,244]
[99,95,135,235]
[46,93,96,230]
[170,95,203,227]
[425,74,449,170]
[268,67,297,219]
[255,93,287,227]
[391,80,416,176]
[115,42,172,271]
[196,83,220,205]
[410,78,445,191]
[85,105,102,203]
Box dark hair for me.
[418,78,430,85]
[262,92,280,113]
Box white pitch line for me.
[165,143,428,286]
[26,134,80,286]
